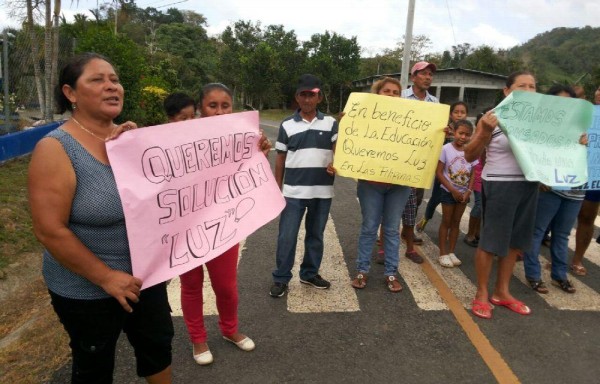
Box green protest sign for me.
[495,90,593,187]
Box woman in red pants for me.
[179,83,271,365]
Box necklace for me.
[71,117,108,142]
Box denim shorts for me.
[439,188,469,205]
[49,282,173,383]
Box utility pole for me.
[401,0,415,91]
[2,29,9,128]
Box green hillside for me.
[508,26,600,89]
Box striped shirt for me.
[275,110,338,199]
[482,127,526,181]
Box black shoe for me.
[551,279,576,294]
[300,274,331,289]
[542,235,551,247]
[463,236,478,247]
[269,282,288,297]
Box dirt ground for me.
[0,252,69,383]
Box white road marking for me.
[400,241,448,310]
[425,197,600,311]
[412,234,477,310]
[167,196,600,316]
[168,240,245,317]
[512,257,600,310]
[287,215,360,313]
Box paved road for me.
[50,120,600,383]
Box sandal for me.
[471,299,492,319]
[527,278,549,294]
[489,297,531,315]
[405,250,424,264]
[351,273,367,289]
[439,255,454,268]
[385,275,402,292]
[570,264,587,276]
[463,236,478,247]
[551,279,576,294]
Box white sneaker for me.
[439,255,454,268]
[449,253,462,266]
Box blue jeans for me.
[356,180,411,276]
[471,190,482,218]
[523,191,583,281]
[424,178,442,220]
[273,197,332,283]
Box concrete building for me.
[352,68,507,117]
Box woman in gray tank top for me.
[28,53,173,384]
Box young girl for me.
[416,101,468,233]
[180,83,271,365]
[437,119,477,267]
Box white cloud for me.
[470,23,521,49]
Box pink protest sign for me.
[106,111,285,289]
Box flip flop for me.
[351,273,367,289]
[471,299,492,319]
[570,264,587,276]
[489,297,531,315]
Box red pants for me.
[180,244,239,343]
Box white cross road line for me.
[168,240,246,317]
[428,197,600,311]
[412,232,477,310]
[400,241,449,310]
[287,215,360,313]
[167,194,600,317]
[512,257,600,310]
[567,226,600,268]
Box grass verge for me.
[0,157,42,269]
[0,156,69,383]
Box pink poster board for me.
[106,111,285,289]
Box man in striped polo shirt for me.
[270,74,338,298]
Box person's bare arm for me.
[437,160,462,202]
[28,138,141,312]
[464,110,496,162]
[275,152,287,190]
[327,142,337,175]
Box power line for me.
[445,0,457,47]
[156,0,189,9]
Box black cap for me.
[296,74,322,94]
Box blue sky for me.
[1,0,599,55]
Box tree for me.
[460,45,523,75]
[154,22,218,91]
[218,20,263,107]
[384,34,432,63]
[75,24,146,122]
[303,31,361,113]
[262,25,305,108]
[25,0,46,118]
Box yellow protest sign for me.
[333,92,449,188]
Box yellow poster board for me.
[333,93,449,188]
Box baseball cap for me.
[410,61,437,76]
[296,74,322,94]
